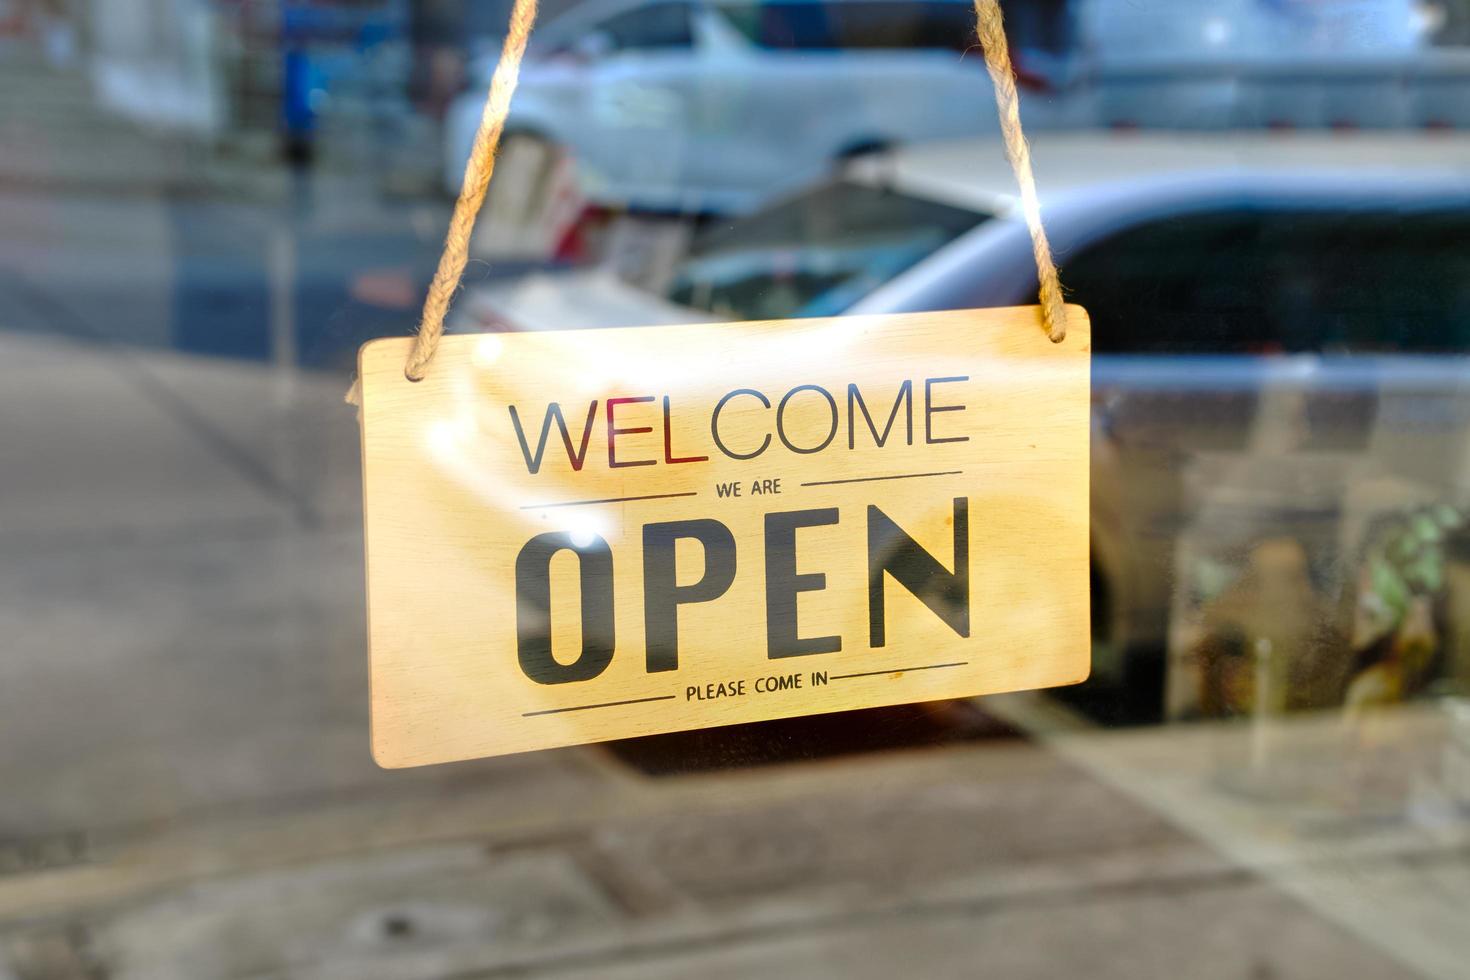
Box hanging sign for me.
[358,306,1091,767]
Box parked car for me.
[444,0,1067,213]
[446,0,1454,223]
[466,133,1470,717]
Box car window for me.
[717,0,978,52]
[596,1,695,51]
[1258,209,1470,354]
[665,180,987,319]
[1063,207,1470,355]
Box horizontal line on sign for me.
[800,470,963,488]
[520,491,697,510]
[523,694,676,717]
[830,661,969,681]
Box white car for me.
[445,0,1052,214]
[446,0,1447,220]
[465,133,1470,716]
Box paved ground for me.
[0,325,1457,979]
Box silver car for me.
[470,134,1470,717]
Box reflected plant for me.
[1355,505,1464,651]
[1347,505,1465,714]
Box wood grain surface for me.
[359,307,1091,766]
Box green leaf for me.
[1389,536,1418,564]
[1413,514,1442,545]
[1371,557,1411,618]
[1402,554,1435,591]
[1433,505,1462,530]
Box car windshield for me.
[664,180,987,320]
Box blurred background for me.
[3,1,1470,977]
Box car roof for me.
[846,134,1470,316]
[845,133,1470,216]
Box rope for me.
[371,0,1065,392]
[972,0,1067,342]
[403,0,539,381]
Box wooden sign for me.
[358,307,1091,767]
